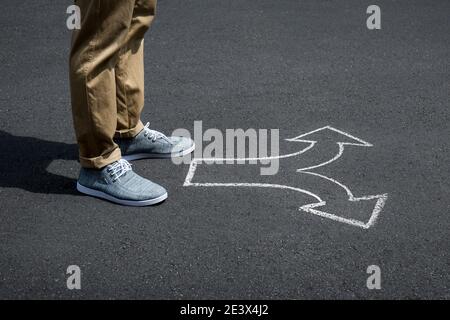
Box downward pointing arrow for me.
[300,194,388,229]
[298,171,388,229]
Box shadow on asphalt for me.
[0,130,80,195]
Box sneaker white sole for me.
[122,143,195,161]
[76,183,168,207]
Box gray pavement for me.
[0,0,448,299]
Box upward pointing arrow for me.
[287,126,373,147]
[286,126,372,171]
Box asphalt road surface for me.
[0,0,448,299]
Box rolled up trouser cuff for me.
[114,120,145,139]
[79,147,122,169]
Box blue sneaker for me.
[76,159,167,206]
[117,123,195,161]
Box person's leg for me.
[112,0,195,161]
[115,0,157,139]
[70,0,135,169]
[70,0,168,206]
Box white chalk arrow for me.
[299,171,388,229]
[287,126,388,229]
[183,125,388,229]
[286,125,372,172]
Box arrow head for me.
[286,126,373,147]
[299,194,388,229]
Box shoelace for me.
[107,159,132,182]
[142,122,171,144]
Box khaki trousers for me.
[70,0,157,169]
